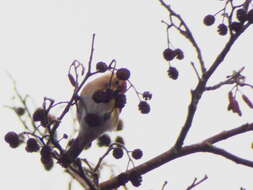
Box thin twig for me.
[190,62,201,81]
[186,175,208,190]
[159,0,206,74]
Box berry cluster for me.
[111,145,143,161]
[162,46,184,80]
[203,6,253,36]
[32,108,55,127]
[95,66,151,114]
[4,131,20,148]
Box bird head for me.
[80,72,127,97]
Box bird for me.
[60,72,127,167]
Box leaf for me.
[242,94,253,109]
[68,73,76,87]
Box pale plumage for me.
[62,73,126,165]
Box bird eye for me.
[114,80,120,86]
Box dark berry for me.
[117,172,129,185]
[97,134,111,147]
[115,94,127,109]
[4,131,20,148]
[96,61,108,73]
[40,146,52,160]
[112,147,124,159]
[142,91,152,100]
[41,156,54,171]
[163,48,176,61]
[115,136,125,145]
[15,107,25,116]
[217,24,228,35]
[104,88,115,101]
[174,48,184,60]
[237,8,247,22]
[203,15,215,26]
[131,149,143,160]
[230,22,242,33]
[85,113,102,127]
[92,90,110,103]
[138,101,150,114]
[168,66,179,80]
[129,171,142,187]
[26,138,40,152]
[33,108,47,122]
[247,9,253,23]
[116,68,130,80]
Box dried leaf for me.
[232,99,242,116]
[242,94,253,108]
[68,73,76,87]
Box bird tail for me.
[59,133,92,167]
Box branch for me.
[186,175,208,190]
[159,0,206,74]
[203,122,253,144]
[96,122,253,190]
[204,23,251,81]
[206,145,253,168]
[174,24,251,149]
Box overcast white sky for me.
[1,0,253,189]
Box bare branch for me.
[186,175,208,190]
[190,62,201,81]
[206,145,253,168]
[96,122,253,190]
[159,0,206,74]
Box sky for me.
[1,0,253,189]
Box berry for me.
[138,101,150,114]
[131,149,143,160]
[96,61,108,73]
[129,171,142,187]
[203,15,215,26]
[247,9,253,23]
[237,8,247,22]
[217,24,228,36]
[163,48,176,61]
[116,68,130,80]
[230,22,242,33]
[41,156,54,171]
[97,134,111,147]
[112,147,124,159]
[4,131,20,148]
[85,113,102,127]
[26,138,40,152]
[40,146,52,160]
[115,94,127,109]
[142,91,152,100]
[117,172,129,185]
[33,108,47,122]
[167,66,179,80]
[174,48,184,60]
[15,107,25,116]
[92,90,111,103]
[115,136,125,145]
